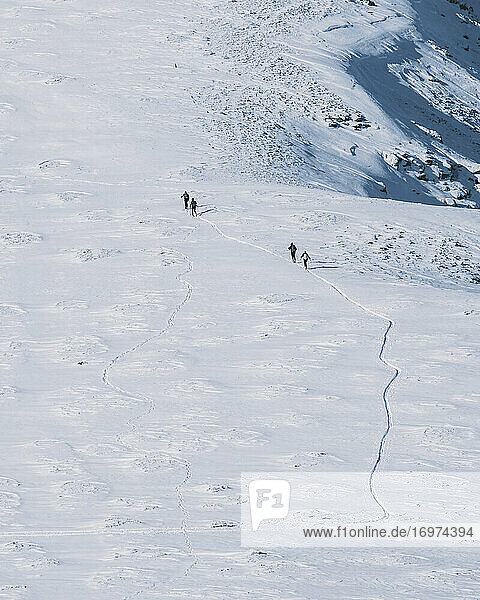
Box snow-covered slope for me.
[193,0,480,206]
[0,0,479,598]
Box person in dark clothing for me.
[182,190,190,210]
[190,198,197,216]
[288,242,297,263]
[301,251,311,270]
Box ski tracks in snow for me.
[100,199,399,577]
[199,208,400,520]
[102,253,198,577]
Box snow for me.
[0,0,479,597]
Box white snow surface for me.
[0,0,479,597]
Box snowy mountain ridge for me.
[183,0,480,207]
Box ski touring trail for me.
[198,206,400,519]
[102,254,199,578]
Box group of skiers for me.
[182,190,197,216]
[288,242,310,269]
[180,191,312,269]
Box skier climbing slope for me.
[288,242,297,263]
[182,190,190,210]
[301,250,311,270]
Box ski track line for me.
[102,252,199,576]
[199,209,400,520]
[0,526,215,539]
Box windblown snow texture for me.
[0,0,479,598]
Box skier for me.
[288,242,297,263]
[190,198,197,217]
[301,250,311,270]
[182,190,190,210]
